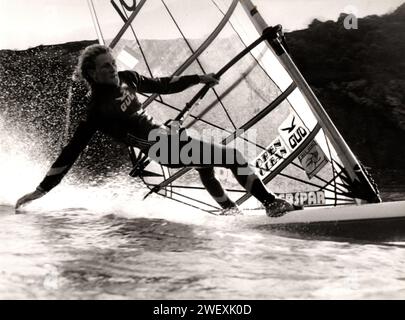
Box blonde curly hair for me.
[74,44,113,87]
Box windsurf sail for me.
[86,0,381,213]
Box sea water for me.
[1,116,405,300]
[1,181,405,299]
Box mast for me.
[87,0,105,45]
[239,0,380,203]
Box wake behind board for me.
[216,201,405,241]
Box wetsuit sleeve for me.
[37,120,97,193]
[119,70,201,94]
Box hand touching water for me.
[15,189,47,211]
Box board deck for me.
[218,201,405,241]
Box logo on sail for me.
[298,140,329,179]
[279,113,309,151]
[254,137,290,178]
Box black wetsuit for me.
[37,71,275,209]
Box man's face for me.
[91,53,119,86]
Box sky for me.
[0,0,404,50]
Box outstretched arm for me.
[15,121,96,210]
[119,71,219,94]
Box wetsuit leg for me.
[228,165,276,204]
[223,148,276,205]
[196,167,236,209]
[147,132,276,206]
[148,131,275,206]
[191,138,276,204]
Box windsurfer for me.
[15,44,300,216]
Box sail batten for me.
[87,0,105,45]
